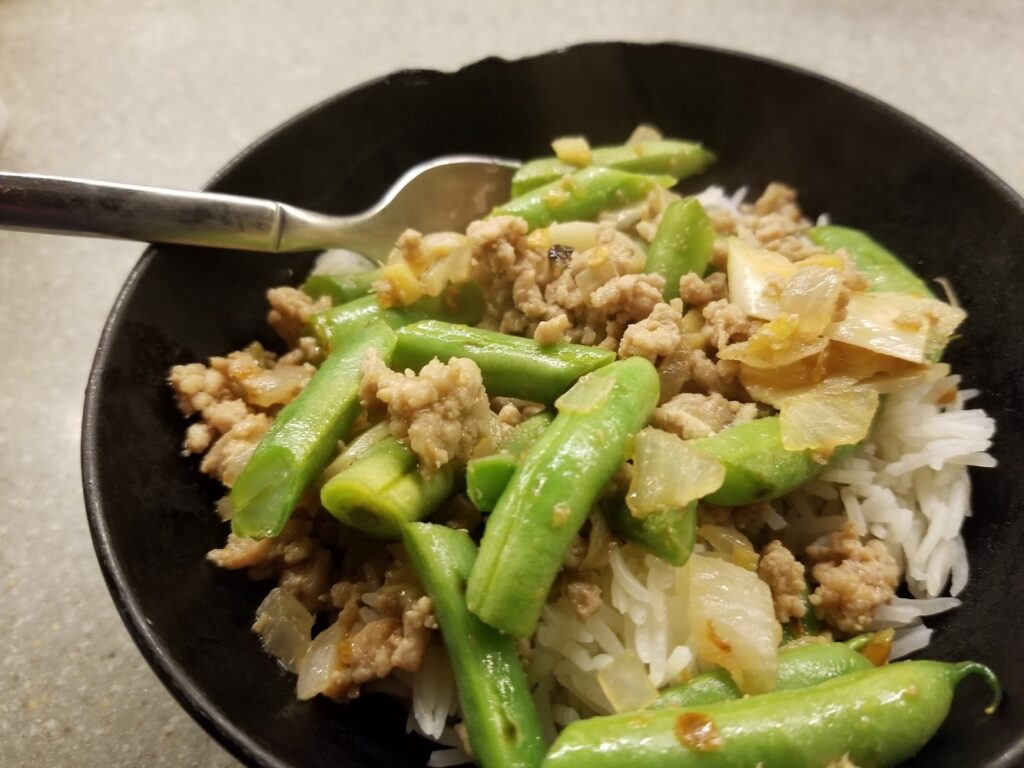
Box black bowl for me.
[83,42,1024,767]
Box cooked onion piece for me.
[296,621,343,700]
[777,379,879,454]
[726,238,796,319]
[825,292,965,364]
[252,587,315,674]
[627,428,726,516]
[719,314,828,370]
[688,555,780,694]
[779,263,845,337]
[596,650,659,713]
[378,232,473,307]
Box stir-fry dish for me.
[169,128,1000,767]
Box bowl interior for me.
[83,42,1024,768]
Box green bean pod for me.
[320,436,456,539]
[511,139,716,196]
[603,498,697,567]
[652,641,872,709]
[544,660,1001,768]
[693,417,857,506]
[644,198,715,300]
[392,320,616,405]
[230,321,397,539]
[808,225,934,298]
[403,524,547,768]
[467,358,660,637]
[467,412,554,512]
[301,269,381,305]
[309,283,485,353]
[491,166,674,230]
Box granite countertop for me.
[1,1,1021,765]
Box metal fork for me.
[0,155,519,262]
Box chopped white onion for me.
[825,292,965,364]
[779,264,844,337]
[252,588,314,674]
[554,372,614,415]
[627,428,725,515]
[687,555,780,694]
[296,621,343,700]
[726,238,795,320]
[596,650,659,713]
[778,380,879,453]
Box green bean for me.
[466,412,554,512]
[301,269,381,305]
[491,166,674,230]
[392,320,616,405]
[511,139,716,196]
[652,641,872,709]
[603,498,697,567]
[320,436,456,539]
[809,225,934,298]
[467,358,660,638]
[318,421,391,483]
[543,660,1000,768]
[308,283,485,353]
[230,321,396,539]
[693,417,857,507]
[402,524,547,768]
[644,198,715,299]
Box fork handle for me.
[0,172,345,252]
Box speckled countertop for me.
[1,1,1021,765]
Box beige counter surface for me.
[1,1,1021,765]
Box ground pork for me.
[169,341,315,482]
[199,412,272,485]
[319,560,436,701]
[656,345,747,402]
[468,215,659,349]
[208,516,334,611]
[806,522,899,634]
[564,580,603,620]
[618,300,684,361]
[758,540,808,623]
[360,350,501,470]
[702,298,757,350]
[267,286,331,345]
[678,271,728,306]
[652,392,758,440]
[705,182,825,268]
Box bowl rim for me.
[80,40,1024,768]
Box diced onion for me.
[779,264,844,337]
[687,555,780,694]
[296,621,343,700]
[596,650,659,713]
[241,365,313,408]
[627,428,726,516]
[726,238,795,320]
[778,379,879,454]
[719,314,828,370]
[698,525,759,571]
[552,136,593,166]
[252,587,314,674]
[825,292,965,364]
[554,371,615,415]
